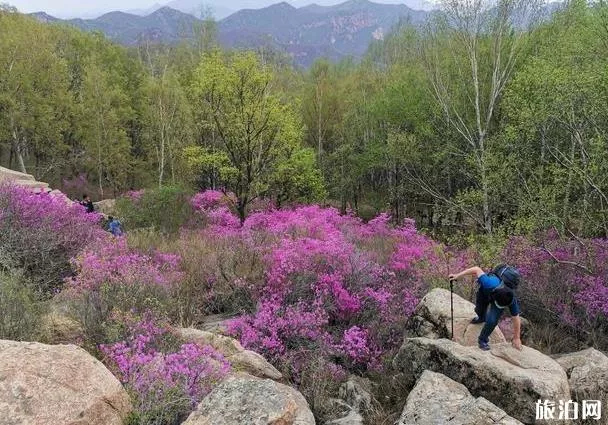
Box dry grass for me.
[128,229,265,326]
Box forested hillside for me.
[3,0,607,237]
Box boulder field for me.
[2,287,607,425]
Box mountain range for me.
[125,0,435,20]
[30,0,430,66]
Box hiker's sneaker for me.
[470,316,485,324]
[478,341,491,351]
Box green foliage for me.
[499,1,608,237]
[183,146,237,188]
[0,270,45,341]
[78,61,133,197]
[3,1,608,238]
[271,148,327,206]
[140,71,193,187]
[191,51,313,220]
[0,10,71,175]
[115,186,193,234]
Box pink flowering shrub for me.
[67,238,182,292]
[65,238,182,346]
[101,315,230,424]
[124,189,145,203]
[190,190,240,229]
[181,199,440,375]
[501,230,608,343]
[190,189,235,211]
[0,183,104,295]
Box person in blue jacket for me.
[107,216,124,237]
[449,266,522,351]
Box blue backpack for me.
[493,264,521,290]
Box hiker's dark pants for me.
[475,288,504,344]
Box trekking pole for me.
[449,278,455,340]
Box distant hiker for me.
[107,216,123,237]
[81,194,95,213]
[449,264,522,351]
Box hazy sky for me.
[10,0,160,17]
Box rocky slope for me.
[1,287,607,424]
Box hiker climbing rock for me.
[449,265,522,351]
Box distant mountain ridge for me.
[219,0,428,64]
[39,7,201,45]
[121,0,434,20]
[29,1,429,66]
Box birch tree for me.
[422,0,541,233]
[0,9,69,175]
[80,62,131,198]
[142,70,192,187]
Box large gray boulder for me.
[0,340,131,425]
[176,327,282,380]
[393,338,570,424]
[183,373,315,425]
[406,288,506,346]
[553,348,608,403]
[399,370,522,425]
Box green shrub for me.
[0,270,46,341]
[115,186,194,234]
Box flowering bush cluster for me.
[0,183,104,295]
[502,230,608,333]
[190,189,233,210]
[67,238,182,292]
[64,237,182,346]
[190,189,240,229]
[10,182,608,423]
[187,201,441,373]
[123,189,146,203]
[101,315,230,424]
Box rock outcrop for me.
[406,288,506,346]
[338,375,373,414]
[554,347,608,403]
[94,198,116,215]
[0,166,74,205]
[0,340,131,425]
[176,327,282,380]
[183,373,315,425]
[393,338,570,424]
[398,370,522,425]
[325,376,373,425]
[0,166,49,193]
